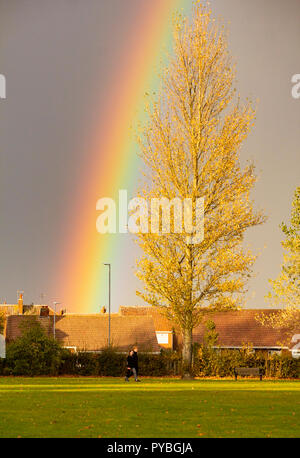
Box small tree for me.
[135,3,265,370]
[6,318,62,375]
[259,186,300,334]
[203,319,219,348]
[196,319,219,376]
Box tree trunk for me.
[182,327,194,379]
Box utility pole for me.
[53,302,60,339]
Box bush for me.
[265,353,300,378]
[58,349,181,377]
[192,345,300,378]
[4,319,63,376]
[98,349,125,376]
[139,352,179,376]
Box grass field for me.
[0,377,299,438]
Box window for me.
[268,350,282,356]
[156,333,169,344]
[64,346,77,353]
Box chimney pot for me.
[18,292,24,315]
[40,306,49,317]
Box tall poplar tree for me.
[135,2,265,369]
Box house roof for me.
[193,310,290,348]
[5,307,294,351]
[119,306,173,331]
[0,304,56,315]
[0,305,19,315]
[5,314,160,352]
[119,306,292,348]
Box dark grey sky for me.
[0,0,299,310]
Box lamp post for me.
[103,263,111,347]
[53,302,60,339]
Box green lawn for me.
[0,377,299,438]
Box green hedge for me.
[58,350,181,377]
[1,345,299,378]
[192,345,300,379]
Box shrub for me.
[192,346,300,378]
[97,349,125,376]
[57,349,181,377]
[5,318,62,376]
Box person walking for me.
[125,348,140,382]
[132,346,140,382]
[125,350,135,382]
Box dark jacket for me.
[132,351,138,369]
[127,354,135,368]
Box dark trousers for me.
[126,367,138,380]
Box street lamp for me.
[53,301,60,339]
[103,263,111,347]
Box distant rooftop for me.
[6,314,160,352]
[3,306,295,352]
[0,303,56,315]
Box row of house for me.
[1,296,297,356]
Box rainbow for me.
[57,0,191,313]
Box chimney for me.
[40,306,49,317]
[18,292,24,315]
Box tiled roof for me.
[5,307,294,351]
[119,306,292,348]
[0,305,19,315]
[5,314,160,352]
[193,310,290,348]
[0,304,56,315]
[5,316,51,341]
[119,306,173,331]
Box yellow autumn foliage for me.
[135,2,265,364]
